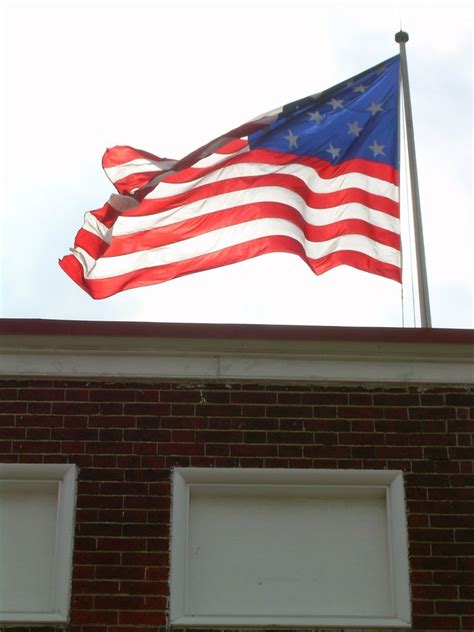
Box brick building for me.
[0,319,473,631]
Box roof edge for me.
[1,318,473,345]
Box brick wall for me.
[0,379,473,631]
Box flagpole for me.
[395,30,432,328]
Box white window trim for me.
[0,463,77,624]
[169,468,411,628]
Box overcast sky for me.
[1,0,472,328]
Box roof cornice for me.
[1,319,473,384]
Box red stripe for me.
[85,202,399,259]
[102,145,172,168]
[215,138,248,154]
[111,170,163,196]
[128,171,399,218]
[73,229,110,260]
[90,202,121,228]
[160,148,398,187]
[59,235,400,300]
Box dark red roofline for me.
[1,318,473,345]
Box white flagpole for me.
[395,30,432,328]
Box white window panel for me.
[169,468,411,628]
[0,464,76,624]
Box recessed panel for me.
[0,482,58,613]
[187,490,391,617]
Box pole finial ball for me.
[395,30,409,43]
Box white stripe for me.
[146,160,398,202]
[248,107,282,124]
[85,214,112,243]
[190,143,250,169]
[109,194,140,212]
[73,218,400,280]
[104,158,177,182]
[105,186,399,236]
[135,145,250,195]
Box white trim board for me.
[1,333,472,383]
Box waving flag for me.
[60,55,401,299]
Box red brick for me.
[89,389,137,402]
[195,429,242,442]
[12,440,60,453]
[437,600,474,614]
[157,442,204,456]
[119,580,167,595]
[73,579,119,594]
[413,599,434,614]
[409,406,456,420]
[412,615,460,628]
[27,401,52,414]
[65,388,90,401]
[268,431,314,444]
[412,584,458,599]
[0,388,18,400]
[93,595,145,609]
[231,391,277,404]
[446,393,474,406]
[88,414,137,428]
[1,402,27,413]
[266,405,313,418]
[433,571,474,584]
[18,388,65,401]
[118,611,166,625]
[52,402,100,415]
[231,444,278,457]
[338,406,384,419]
[373,393,420,406]
[72,609,118,624]
[95,565,145,580]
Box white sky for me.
[1,0,472,328]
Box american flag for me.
[60,55,401,299]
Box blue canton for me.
[248,55,400,169]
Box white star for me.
[346,79,355,87]
[367,101,384,116]
[326,144,341,160]
[369,140,385,157]
[329,97,344,110]
[308,110,324,124]
[375,64,387,75]
[353,84,367,93]
[284,129,298,149]
[347,121,364,137]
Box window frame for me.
[0,463,77,624]
[169,467,411,628]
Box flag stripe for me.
[76,204,399,264]
[102,145,172,168]
[102,146,178,195]
[84,186,399,244]
[104,157,177,182]
[71,218,400,280]
[60,236,400,300]
[156,146,398,187]
[130,162,398,221]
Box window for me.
[0,463,76,624]
[169,468,411,628]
